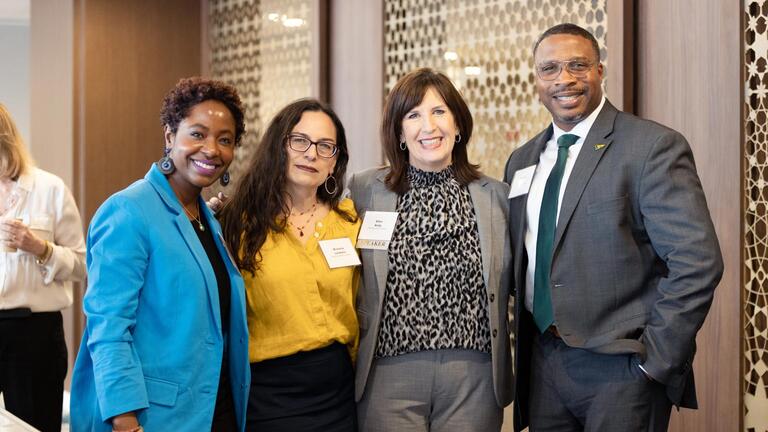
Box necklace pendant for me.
[199,222,205,231]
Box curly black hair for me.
[160,77,246,145]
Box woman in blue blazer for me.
[70,78,250,431]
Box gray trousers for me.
[357,349,502,432]
[529,331,672,432]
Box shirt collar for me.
[550,95,606,144]
[15,168,35,192]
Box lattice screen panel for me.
[384,0,608,178]
[745,1,768,431]
[208,0,312,193]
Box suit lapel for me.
[174,198,223,334]
[468,178,492,289]
[553,102,617,250]
[371,171,397,303]
[146,166,222,333]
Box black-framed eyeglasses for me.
[286,134,338,158]
[535,60,595,81]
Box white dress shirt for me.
[0,167,86,312]
[524,96,606,313]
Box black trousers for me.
[247,342,357,432]
[0,311,67,432]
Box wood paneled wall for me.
[74,0,202,223]
[71,0,202,359]
[636,1,741,431]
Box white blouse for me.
[0,167,86,312]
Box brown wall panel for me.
[75,0,202,223]
[636,1,741,431]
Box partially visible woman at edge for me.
[0,103,86,432]
[349,68,513,431]
[70,78,250,432]
[220,98,360,432]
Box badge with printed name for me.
[508,164,536,199]
[319,238,362,269]
[356,211,398,250]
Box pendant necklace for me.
[288,201,317,237]
[182,200,205,231]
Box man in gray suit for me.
[503,23,723,431]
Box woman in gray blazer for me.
[348,68,513,432]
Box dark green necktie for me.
[533,133,579,333]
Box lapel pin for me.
[594,143,606,151]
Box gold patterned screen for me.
[207,0,313,192]
[745,1,768,431]
[384,0,608,179]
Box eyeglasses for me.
[535,60,594,81]
[286,134,338,158]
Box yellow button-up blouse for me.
[243,198,362,363]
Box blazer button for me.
[492,329,498,338]
[489,293,495,302]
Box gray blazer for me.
[348,167,513,407]
[503,101,723,431]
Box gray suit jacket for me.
[503,101,723,431]
[348,167,513,407]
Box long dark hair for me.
[220,98,355,274]
[381,68,480,194]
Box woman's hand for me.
[1,218,46,256]
[207,191,229,214]
[111,412,140,431]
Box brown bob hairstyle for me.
[381,68,480,194]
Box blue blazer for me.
[70,165,250,431]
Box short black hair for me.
[533,23,601,62]
[160,77,246,145]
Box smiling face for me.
[401,87,458,172]
[284,110,338,196]
[534,33,604,131]
[165,99,236,198]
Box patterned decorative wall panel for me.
[209,0,261,179]
[208,0,313,194]
[745,1,768,431]
[384,0,608,179]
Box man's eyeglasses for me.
[286,134,338,158]
[535,60,594,81]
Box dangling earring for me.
[455,133,462,144]
[157,148,175,174]
[220,171,230,186]
[324,175,338,195]
[399,141,407,151]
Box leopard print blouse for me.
[375,165,491,358]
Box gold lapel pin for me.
[594,143,606,151]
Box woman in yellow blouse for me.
[220,98,360,431]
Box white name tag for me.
[356,211,399,250]
[319,238,362,268]
[508,165,537,199]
